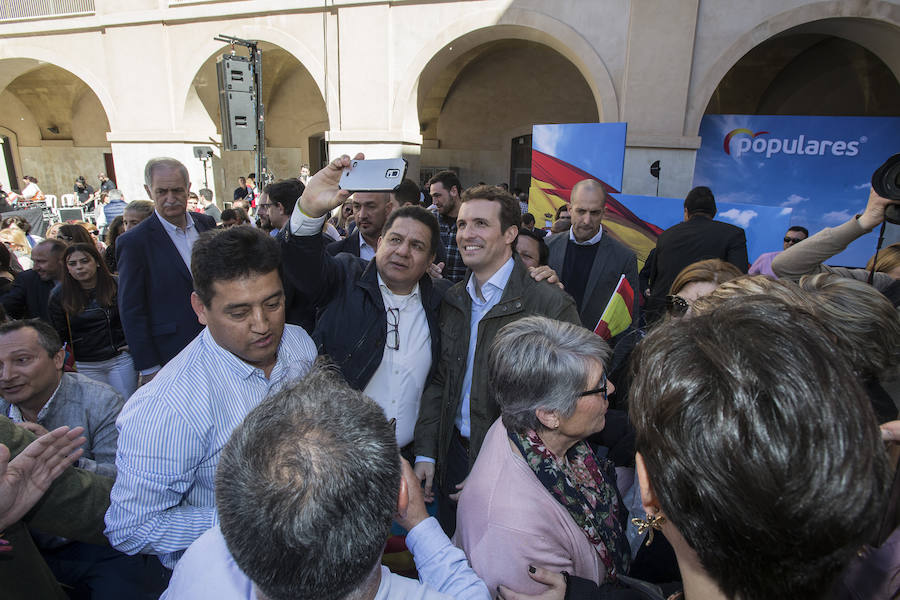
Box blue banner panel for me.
[693,115,900,267]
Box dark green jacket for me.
[0,417,113,600]
[413,256,581,485]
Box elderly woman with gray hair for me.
[455,316,634,595]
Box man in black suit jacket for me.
[2,239,66,322]
[116,158,217,385]
[647,186,749,322]
[545,179,639,373]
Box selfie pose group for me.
[1,150,899,600]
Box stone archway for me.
[0,57,114,197]
[392,7,619,141]
[685,1,900,135]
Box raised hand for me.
[0,426,86,530]
[299,153,365,218]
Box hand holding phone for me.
[339,158,408,192]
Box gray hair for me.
[215,362,400,600]
[107,189,124,202]
[143,157,189,188]
[489,316,610,433]
[799,273,900,378]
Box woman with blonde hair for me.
[690,275,816,316]
[799,273,900,423]
[0,227,32,269]
[664,259,742,317]
[867,242,900,279]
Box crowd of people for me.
[0,151,898,600]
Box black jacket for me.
[282,231,450,390]
[1,269,56,322]
[326,230,363,258]
[647,215,748,320]
[47,283,127,362]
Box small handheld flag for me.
[594,274,634,340]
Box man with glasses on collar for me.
[749,226,808,278]
[281,154,451,459]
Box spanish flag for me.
[528,149,663,268]
[594,275,634,340]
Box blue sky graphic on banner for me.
[616,195,791,264]
[532,123,626,190]
[693,114,900,267]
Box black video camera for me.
[872,154,900,224]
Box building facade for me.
[1,0,898,204]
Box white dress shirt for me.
[155,211,199,270]
[569,224,603,245]
[363,275,432,448]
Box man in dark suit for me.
[546,179,639,338]
[2,239,66,322]
[116,157,216,386]
[326,192,393,260]
[647,185,749,322]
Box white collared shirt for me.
[155,211,199,270]
[568,225,603,246]
[455,257,515,438]
[363,275,431,448]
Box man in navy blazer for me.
[116,158,217,385]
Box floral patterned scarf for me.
[509,428,632,579]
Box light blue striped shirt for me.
[455,257,515,438]
[105,325,317,569]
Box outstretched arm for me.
[773,189,897,281]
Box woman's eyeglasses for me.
[578,372,608,402]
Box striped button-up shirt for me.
[105,325,317,568]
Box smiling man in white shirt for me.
[281,154,451,456]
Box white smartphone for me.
[339,158,408,192]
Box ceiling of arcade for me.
[706,34,900,116]
[1,63,110,146]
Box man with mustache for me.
[116,158,217,386]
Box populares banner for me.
[528,123,663,266]
[693,114,900,267]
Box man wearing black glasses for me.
[281,154,451,462]
[748,225,808,277]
